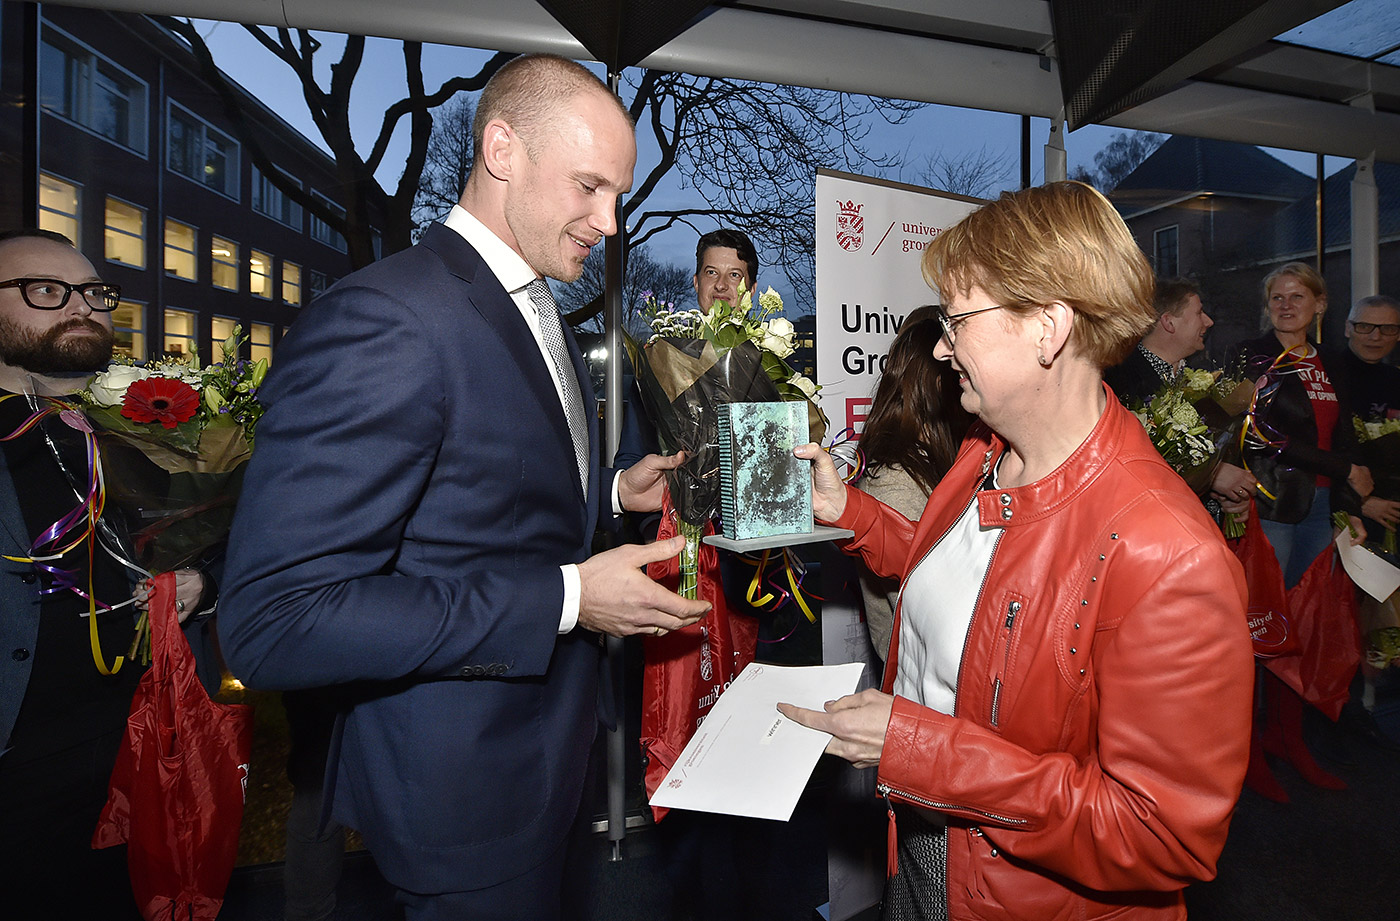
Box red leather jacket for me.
[833,395,1253,921]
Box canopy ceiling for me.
[44,0,1400,162]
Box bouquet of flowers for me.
[625,284,825,597]
[1134,367,1252,535]
[28,327,265,670]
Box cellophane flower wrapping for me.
[1352,416,1400,558]
[625,287,826,598]
[1132,368,1250,531]
[76,328,264,660]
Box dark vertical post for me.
[1315,152,1325,342]
[0,1,39,229]
[603,70,627,862]
[1020,115,1031,189]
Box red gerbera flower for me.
[121,377,201,429]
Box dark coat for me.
[220,223,617,894]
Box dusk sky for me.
[195,16,1360,313]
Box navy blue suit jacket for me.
[220,223,616,893]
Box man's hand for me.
[133,569,206,624]
[1362,496,1400,530]
[577,536,710,637]
[617,451,687,513]
[776,689,894,770]
[793,443,848,522]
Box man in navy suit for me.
[220,54,709,919]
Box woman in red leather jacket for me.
[783,182,1254,921]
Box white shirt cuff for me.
[611,471,624,515]
[559,564,581,633]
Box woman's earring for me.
[1038,354,1051,367]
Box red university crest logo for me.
[836,199,864,251]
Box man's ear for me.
[1159,312,1176,334]
[478,119,517,182]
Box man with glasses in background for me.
[1338,294,1400,535]
[0,229,211,917]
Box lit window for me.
[1154,225,1179,277]
[249,250,273,299]
[211,236,239,291]
[168,103,238,198]
[310,192,347,252]
[164,219,196,281]
[38,173,80,244]
[104,197,145,268]
[251,322,273,366]
[211,315,238,349]
[39,28,148,153]
[282,262,302,306]
[111,299,146,359]
[163,307,197,358]
[251,165,303,229]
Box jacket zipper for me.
[877,782,1031,828]
[990,596,1020,728]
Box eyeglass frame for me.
[934,303,1011,344]
[1349,320,1400,337]
[0,277,122,312]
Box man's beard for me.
[0,316,115,373]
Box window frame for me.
[1154,224,1180,278]
[38,22,149,156]
[249,249,274,300]
[110,298,148,360]
[309,191,348,253]
[210,235,240,292]
[281,260,302,306]
[166,99,240,201]
[251,164,304,230]
[162,306,199,360]
[164,218,198,282]
[38,172,82,245]
[103,195,146,270]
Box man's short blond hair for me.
[471,53,631,163]
[922,181,1155,368]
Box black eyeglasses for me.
[1351,321,1400,337]
[0,277,121,312]
[934,303,1010,344]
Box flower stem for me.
[677,519,702,600]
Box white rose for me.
[791,374,817,398]
[760,317,796,358]
[758,286,783,314]
[88,364,150,406]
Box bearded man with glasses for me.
[0,229,213,918]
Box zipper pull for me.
[880,784,898,878]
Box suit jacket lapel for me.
[420,224,590,504]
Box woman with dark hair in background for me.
[855,306,972,664]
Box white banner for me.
[814,169,981,440]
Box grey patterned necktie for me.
[527,278,589,491]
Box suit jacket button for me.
[19,572,37,584]
[459,666,474,678]
[12,648,30,661]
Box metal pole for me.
[1020,115,1031,189]
[1315,152,1325,342]
[603,70,627,863]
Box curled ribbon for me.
[0,393,125,675]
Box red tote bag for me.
[1264,545,1363,721]
[92,572,254,921]
[1229,501,1301,658]
[641,498,759,822]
